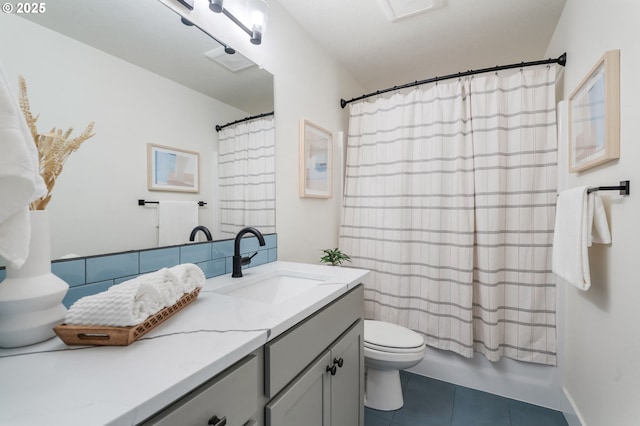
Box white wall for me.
[546,1,640,424]
[0,14,246,258]
[265,1,361,264]
[161,0,365,264]
[179,1,574,410]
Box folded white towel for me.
[588,193,611,245]
[552,187,611,291]
[0,65,46,268]
[170,263,205,293]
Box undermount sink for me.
[218,270,331,304]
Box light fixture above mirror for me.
[208,0,269,45]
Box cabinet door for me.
[330,320,364,426]
[265,352,331,426]
[265,285,363,398]
[140,354,259,426]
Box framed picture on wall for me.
[299,119,333,198]
[568,49,620,172]
[147,143,200,192]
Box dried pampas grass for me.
[18,76,95,210]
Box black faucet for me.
[189,226,213,242]
[232,227,266,278]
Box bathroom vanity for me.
[0,262,368,426]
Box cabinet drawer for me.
[264,284,364,398]
[141,354,259,426]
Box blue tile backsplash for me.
[0,234,277,308]
[86,252,140,283]
[139,247,180,273]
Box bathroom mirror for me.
[0,0,274,260]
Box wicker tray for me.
[53,287,201,346]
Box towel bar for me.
[138,199,207,206]
[586,180,630,196]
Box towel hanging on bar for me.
[552,187,611,291]
[138,199,207,206]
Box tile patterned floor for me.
[365,371,568,426]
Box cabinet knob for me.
[208,415,227,426]
[326,364,337,376]
[333,357,344,368]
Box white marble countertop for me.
[0,261,369,426]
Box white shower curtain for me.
[218,117,275,237]
[340,67,557,365]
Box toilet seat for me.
[364,341,425,354]
[364,320,425,352]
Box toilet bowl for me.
[364,320,426,411]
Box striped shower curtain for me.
[340,67,557,365]
[218,117,276,237]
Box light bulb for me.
[209,0,224,13]
[248,0,268,44]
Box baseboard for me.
[562,387,586,426]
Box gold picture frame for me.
[299,119,333,198]
[147,143,200,192]
[568,49,620,172]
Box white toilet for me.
[364,320,427,411]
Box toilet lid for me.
[364,320,425,350]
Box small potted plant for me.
[320,248,352,266]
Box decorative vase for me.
[0,210,69,348]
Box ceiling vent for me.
[378,0,444,22]
[204,47,255,72]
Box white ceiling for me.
[277,0,567,96]
[16,0,274,115]
[14,0,567,112]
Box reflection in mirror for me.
[217,113,276,238]
[0,0,274,261]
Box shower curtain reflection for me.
[340,67,558,365]
[218,116,276,237]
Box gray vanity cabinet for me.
[140,284,364,426]
[329,321,364,426]
[140,353,261,426]
[264,285,364,426]
[265,351,332,426]
[265,321,363,426]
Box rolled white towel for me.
[136,268,182,307]
[115,268,181,308]
[170,263,205,293]
[65,279,164,326]
[64,266,203,326]
[65,268,182,326]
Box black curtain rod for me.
[215,111,274,132]
[340,53,567,109]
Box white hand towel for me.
[552,187,611,291]
[588,193,611,245]
[158,201,199,246]
[170,263,205,293]
[0,65,47,268]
